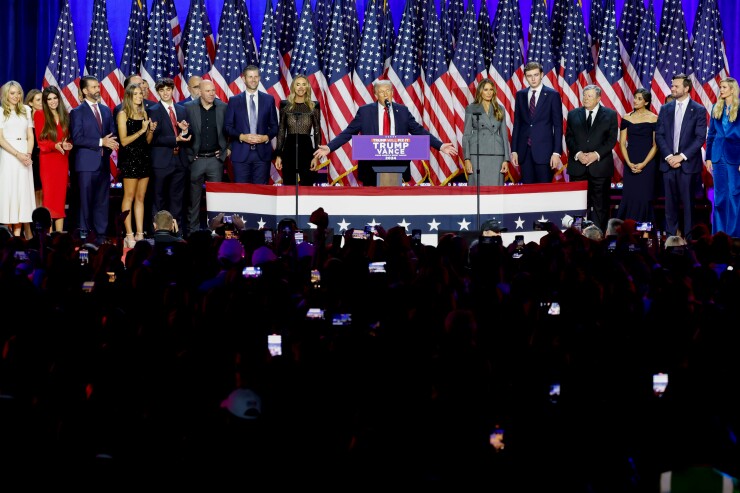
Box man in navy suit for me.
[70,75,120,241]
[224,65,279,184]
[149,77,192,228]
[656,74,708,237]
[511,62,563,184]
[565,85,619,233]
[313,80,457,186]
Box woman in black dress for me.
[275,75,322,186]
[617,88,658,223]
[117,83,155,248]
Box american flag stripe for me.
[690,0,729,110]
[141,0,181,103]
[43,1,80,111]
[120,0,148,78]
[84,0,123,110]
[180,0,215,99]
[651,0,692,110]
[275,0,297,99]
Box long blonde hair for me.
[286,75,315,111]
[1,81,28,119]
[712,77,739,122]
[474,79,503,121]
[122,83,147,120]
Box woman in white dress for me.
[0,81,35,237]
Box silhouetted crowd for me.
[1,211,739,490]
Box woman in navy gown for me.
[617,88,658,223]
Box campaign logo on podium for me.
[352,135,430,160]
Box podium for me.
[372,165,407,186]
[352,135,431,187]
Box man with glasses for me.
[314,80,457,186]
[511,62,564,183]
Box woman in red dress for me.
[34,86,72,232]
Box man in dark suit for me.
[313,80,457,186]
[184,79,229,235]
[511,62,564,184]
[70,75,120,242]
[224,65,278,184]
[149,77,192,228]
[565,85,618,233]
[655,74,708,237]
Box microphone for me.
[384,99,392,111]
[471,108,483,116]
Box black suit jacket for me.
[183,98,229,163]
[565,105,618,179]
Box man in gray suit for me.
[184,79,229,235]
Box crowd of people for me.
[1,204,739,488]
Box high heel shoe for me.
[134,232,145,242]
[124,233,136,249]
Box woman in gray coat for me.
[463,79,512,186]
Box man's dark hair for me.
[123,74,142,89]
[672,73,692,91]
[80,75,98,92]
[155,78,175,91]
[243,65,261,76]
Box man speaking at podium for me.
[313,80,457,186]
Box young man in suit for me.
[184,79,229,235]
[655,74,708,237]
[149,77,192,229]
[70,75,120,242]
[511,62,564,184]
[565,85,619,233]
[313,80,457,186]
[224,65,278,184]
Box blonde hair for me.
[712,77,739,122]
[122,83,147,120]
[474,80,503,121]
[287,75,315,111]
[1,81,27,119]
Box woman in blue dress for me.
[706,77,740,237]
[617,88,658,223]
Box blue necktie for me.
[249,94,257,134]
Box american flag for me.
[323,0,359,186]
[630,0,658,91]
[342,0,361,76]
[388,0,427,185]
[478,0,494,72]
[312,0,332,72]
[448,1,487,178]
[651,0,692,111]
[594,0,627,182]
[439,2,455,64]
[208,0,253,101]
[550,0,570,70]
[120,0,148,78]
[490,0,525,183]
[527,0,558,89]
[380,1,395,71]
[555,0,593,182]
[180,0,215,98]
[414,0,428,61]
[43,0,80,111]
[446,0,466,45]
[259,0,287,104]
[617,0,646,103]
[594,0,628,116]
[236,0,260,70]
[83,0,123,110]
[275,0,298,98]
[690,0,730,109]
[353,0,385,106]
[141,0,181,103]
[291,0,329,159]
[168,0,185,102]
[589,0,605,67]
[421,0,459,185]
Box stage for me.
[205,182,588,244]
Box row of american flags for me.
[43,0,729,186]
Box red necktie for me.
[168,105,178,134]
[92,103,102,131]
[383,106,390,135]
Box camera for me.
[653,373,668,397]
[572,216,584,232]
[306,308,325,319]
[242,266,262,278]
[81,281,95,293]
[223,215,233,224]
[13,250,29,261]
[480,235,502,246]
[310,269,321,287]
[369,261,387,273]
[332,313,352,326]
[263,229,273,246]
[533,220,553,231]
[352,229,368,240]
[540,301,560,315]
[267,334,282,357]
[411,229,422,243]
[79,248,89,265]
[636,221,653,232]
[549,383,561,404]
[364,225,377,235]
[294,231,304,244]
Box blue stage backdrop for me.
[1,0,737,94]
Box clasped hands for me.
[54,138,73,155]
[577,151,599,166]
[666,154,684,168]
[239,133,267,145]
[176,120,191,142]
[274,155,320,171]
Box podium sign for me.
[352,135,430,161]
